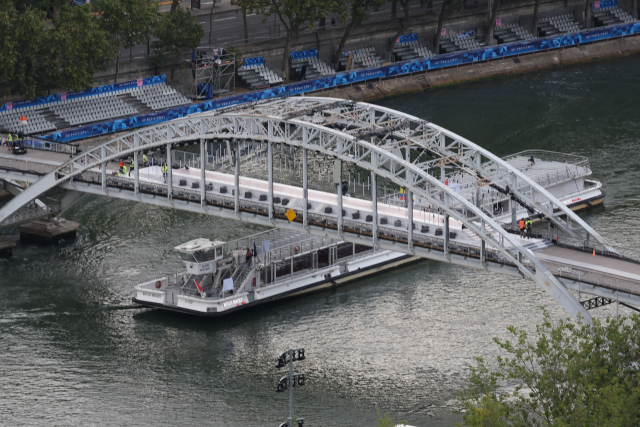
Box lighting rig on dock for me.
[275,347,306,427]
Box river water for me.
[1,56,639,427]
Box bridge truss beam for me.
[0,102,596,321]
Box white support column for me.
[166,143,172,200]
[480,220,486,263]
[337,163,343,235]
[444,193,449,257]
[268,141,274,223]
[407,187,413,251]
[133,153,139,197]
[101,146,107,194]
[302,148,308,229]
[511,174,517,226]
[371,172,377,249]
[234,142,240,215]
[200,138,206,206]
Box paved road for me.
[121,0,491,62]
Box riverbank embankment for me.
[311,34,640,102]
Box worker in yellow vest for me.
[162,164,168,183]
[142,154,148,167]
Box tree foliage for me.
[94,0,159,83]
[150,6,203,80]
[0,3,113,98]
[456,311,640,426]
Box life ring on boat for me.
[155,281,162,289]
[294,245,300,254]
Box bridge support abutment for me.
[17,218,79,244]
[0,238,16,258]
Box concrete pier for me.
[18,218,79,244]
[0,238,16,257]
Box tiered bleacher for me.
[393,34,435,60]
[0,76,191,136]
[52,93,137,127]
[238,57,283,90]
[437,30,484,54]
[0,110,56,135]
[131,84,191,111]
[290,49,335,79]
[339,47,382,69]
[594,5,635,27]
[538,14,582,37]
[494,23,535,44]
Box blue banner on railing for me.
[397,33,418,44]
[42,22,640,143]
[593,0,617,10]
[290,49,318,60]
[241,56,265,67]
[1,75,166,113]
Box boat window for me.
[193,250,209,262]
[216,247,222,258]
[179,252,196,262]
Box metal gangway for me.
[0,96,638,322]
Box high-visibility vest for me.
[162,165,167,173]
[8,134,12,142]
[142,154,148,162]
[122,165,128,174]
[519,220,525,230]
[526,220,532,228]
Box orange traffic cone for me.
[592,248,596,256]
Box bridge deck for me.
[538,246,640,296]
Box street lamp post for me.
[275,347,306,427]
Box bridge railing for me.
[544,260,640,296]
[502,150,591,170]
[77,171,528,270]
[0,156,58,175]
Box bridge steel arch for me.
[253,96,606,246]
[0,109,592,321]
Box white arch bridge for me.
[1,96,639,321]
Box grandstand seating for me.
[437,30,484,54]
[131,83,191,111]
[0,80,191,136]
[537,14,583,37]
[52,93,138,127]
[238,64,283,90]
[0,110,56,135]
[593,6,635,27]
[394,40,435,60]
[494,23,535,44]
[340,47,383,69]
[291,56,336,79]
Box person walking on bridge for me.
[526,219,532,239]
[6,133,12,149]
[162,163,168,183]
[519,219,525,238]
[142,153,148,167]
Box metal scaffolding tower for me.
[193,49,236,100]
